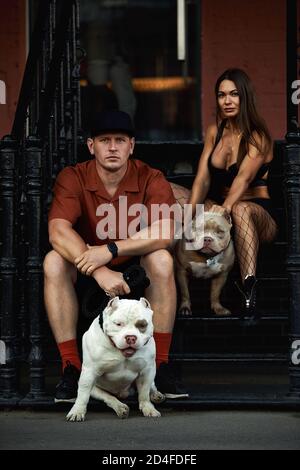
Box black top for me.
[207,120,270,203]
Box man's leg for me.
[141,249,188,398]
[43,250,81,402]
[141,249,176,363]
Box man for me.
[44,110,188,401]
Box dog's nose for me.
[204,237,213,244]
[125,335,137,345]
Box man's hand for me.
[75,245,112,275]
[92,267,131,298]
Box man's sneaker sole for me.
[54,397,76,403]
[164,392,189,399]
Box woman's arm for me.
[222,135,269,213]
[189,124,216,216]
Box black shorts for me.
[212,195,279,227]
[245,198,279,226]
[76,257,141,319]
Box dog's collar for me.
[98,310,104,329]
[203,251,224,266]
[199,239,231,266]
[98,314,119,349]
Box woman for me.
[189,68,277,323]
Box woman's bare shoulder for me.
[205,123,218,142]
[206,123,218,135]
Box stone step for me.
[171,352,288,363]
[175,313,288,322]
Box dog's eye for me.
[113,321,124,327]
[135,320,148,332]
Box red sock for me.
[153,332,172,368]
[57,339,81,372]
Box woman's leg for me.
[231,201,277,322]
[231,201,277,280]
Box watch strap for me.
[106,241,118,259]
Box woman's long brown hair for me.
[215,68,272,166]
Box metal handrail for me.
[11,1,51,140]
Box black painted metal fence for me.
[284,0,300,399]
[0,0,83,403]
[0,0,300,405]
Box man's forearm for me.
[50,228,114,280]
[116,218,174,257]
[49,226,88,263]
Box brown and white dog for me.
[174,211,235,316]
[170,183,235,316]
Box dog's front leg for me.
[136,368,161,418]
[210,272,231,316]
[66,366,96,422]
[90,385,130,419]
[176,268,192,315]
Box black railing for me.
[286,0,300,135]
[0,0,82,402]
[0,0,300,407]
[11,2,49,141]
[284,0,300,398]
[0,137,19,402]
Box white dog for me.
[67,297,164,421]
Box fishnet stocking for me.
[204,199,277,281]
[231,201,277,280]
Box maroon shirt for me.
[48,158,176,265]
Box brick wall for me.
[0,0,26,138]
[201,0,286,140]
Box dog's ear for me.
[225,213,232,227]
[106,297,120,311]
[140,297,151,309]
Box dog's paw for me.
[140,402,161,418]
[178,303,192,316]
[212,304,232,316]
[115,403,130,419]
[150,390,165,403]
[66,405,87,422]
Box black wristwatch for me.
[106,241,118,259]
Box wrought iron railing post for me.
[284,134,300,399]
[24,136,46,399]
[1,0,82,405]
[286,0,299,134]
[284,0,300,399]
[0,137,19,402]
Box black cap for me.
[90,110,135,138]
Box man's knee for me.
[141,249,174,281]
[43,250,76,282]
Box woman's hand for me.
[74,244,112,275]
[210,204,232,223]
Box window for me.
[80,0,201,141]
